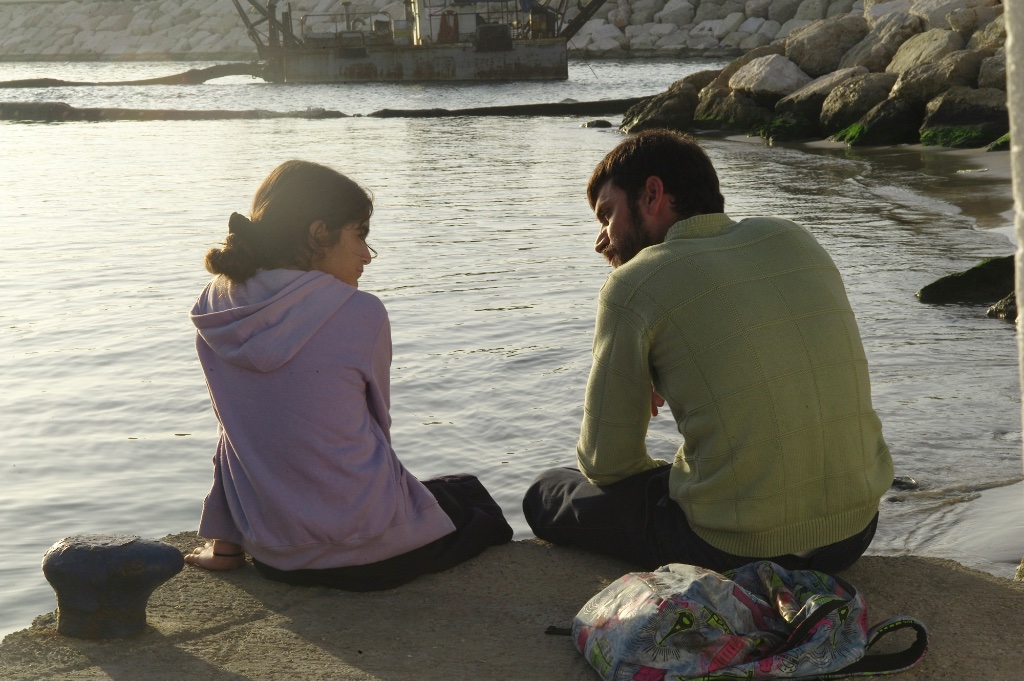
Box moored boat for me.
[231,0,605,83]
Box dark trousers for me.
[522,466,878,574]
[254,473,513,590]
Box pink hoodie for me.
[191,269,455,570]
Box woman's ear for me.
[308,220,328,243]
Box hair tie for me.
[228,212,254,235]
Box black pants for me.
[522,466,878,574]
[254,473,513,590]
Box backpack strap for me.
[822,616,930,678]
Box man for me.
[523,129,893,574]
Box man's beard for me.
[603,208,657,268]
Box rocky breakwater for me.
[1,0,920,62]
[0,0,410,60]
[621,0,1008,150]
[569,0,868,58]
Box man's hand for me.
[651,387,665,417]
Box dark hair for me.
[587,129,724,221]
[205,160,374,283]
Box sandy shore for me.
[2,531,1023,680]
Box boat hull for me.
[268,38,568,82]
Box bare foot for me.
[184,540,247,571]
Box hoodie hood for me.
[191,269,355,372]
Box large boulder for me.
[746,0,772,18]
[740,32,773,48]
[827,0,857,17]
[619,80,701,133]
[819,71,898,134]
[785,14,868,77]
[838,11,923,72]
[967,13,1005,50]
[693,89,775,131]
[916,256,1013,304]
[715,12,746,39]
[947,5,1002,38]
[864,0,912,24]
[775,65,869,134]
[977,47,1005,90]
[775,18,812,40]
[794,0,830,21]
[704,42,787,91]
[885,28,965,73]
[908,0,1000,31]
[694,0,723,22]
[889,49,991,105]
[919,85,1009,147]
[654,0,695,24]
[629,0,667,24]
[832,96,924,145]
[769,0,803,24]
[729,54,813,107]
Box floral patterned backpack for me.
[571,561,928,680]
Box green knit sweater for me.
[577,213,893,557]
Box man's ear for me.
[641,176,679,241]
[641,176,667,219]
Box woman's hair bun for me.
[228,212,254,235]
[205,212,261,283]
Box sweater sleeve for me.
[576,290,666,485]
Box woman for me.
[185,160,512,589]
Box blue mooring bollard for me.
[42,534,184,639]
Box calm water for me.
[1,59,1021,638]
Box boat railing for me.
[301,11,396,42]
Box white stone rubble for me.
[0,0,996,60]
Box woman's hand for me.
[184,540,247,571]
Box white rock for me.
[624,24,646,36]
[738,16,765,33]
[714,11,744,39]
[908,0,997,29]
[608,6,631,27]
[127,17,153,36]
[631,0,667,14]
[686,34,719,48]
[577,18,607,37]
[690,19,721,37]
[729,53,813,99]
[656,30,688,46]
[740,32,772,47]
[630,33,657,49]
[649,22,678,35]
[720,30,751,46]
[567,33,591,50]
[150,13,176,32]
[630,9,659,24]
[864,0,911,24]
[592,23,627,45]
[758,19,782,36]
[589,36,624,52]
[794,0,829,21]
[654,0,694,25]
[775,18,811,39]
[746,0,772,18]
